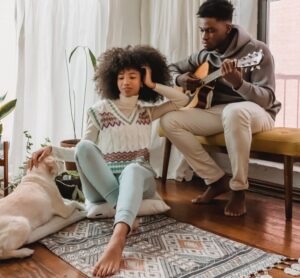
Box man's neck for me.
[215,31,234,54]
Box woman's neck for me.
[113,94,139,116]
[116,94,139,108]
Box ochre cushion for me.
[158,127,300,157]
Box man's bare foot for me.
[192,175,230,204]
[93,223,128,277]
[224,190,247,216]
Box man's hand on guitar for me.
[221,59,243,90]
[176,72,202,91]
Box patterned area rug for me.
[40,215,284,278]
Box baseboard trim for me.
[248,178,300,202]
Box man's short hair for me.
[197,0,234,22]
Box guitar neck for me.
[196,50,263,87]
[202,68,222,85]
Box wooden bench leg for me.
[283,155,293,220]
[161,138,172,185]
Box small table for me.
[0,141,9,196]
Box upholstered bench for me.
[158,127,300,220]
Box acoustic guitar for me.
[181,50,264,110]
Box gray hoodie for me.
[169,25,281,120]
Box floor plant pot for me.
[55,173,83,201]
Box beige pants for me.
[160,101,274,190]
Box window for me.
[258,0,300,127]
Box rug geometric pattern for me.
[40,215,284,277]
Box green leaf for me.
[66,170,80,177]
[88,48,97,71]
[0,91,7,102]
[69,46,80,63]
[69,46,97,71]
[0,99,17,121]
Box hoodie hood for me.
[222,24,252,58]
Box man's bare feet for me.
[93,222,129,277]
[224,190,247,216]
[191,175,230,204]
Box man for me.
[160,0,281,216]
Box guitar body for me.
[182,62,215,110]
[194,61,209,79]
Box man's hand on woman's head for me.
[142,66,156,89]
[28,146,52,170]
[221,59,243,90]
[176,72,202,91]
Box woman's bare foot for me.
[93,222,129,277]
[224,190,247,216]
[192,175,230,204]
[131,218,139,233]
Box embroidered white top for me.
[52,83,189,171]
[87,99,152,173]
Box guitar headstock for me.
[237,49,264,71]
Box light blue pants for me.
[75,140,156,229]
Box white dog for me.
[0,156,82,260]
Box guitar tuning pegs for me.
[250,67,255,71]
[256,65,261,70]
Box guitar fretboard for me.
[199,50,263,86]
[202,68,222,85]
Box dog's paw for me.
[18,248,34,258]
[0,248,34,260]
[68,200,85,210]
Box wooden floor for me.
[0,177,299,278]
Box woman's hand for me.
[28,146,52,170]
[142,66,156,89]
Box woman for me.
[29,45,189,277]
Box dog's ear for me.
[43,156,58,176]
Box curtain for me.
[11,0,244,180]
[12,0,108,175]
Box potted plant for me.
[61,46,96,170]
[55,170,85,202]
[0,91,17,142]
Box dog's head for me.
[38,156,65,177]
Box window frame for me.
[257,0,270,43]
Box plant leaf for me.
[69,46,80,63]
[0,91,8,102]
[0,99,17,121]
[88,48,97,71]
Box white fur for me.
[0,156,80,260]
